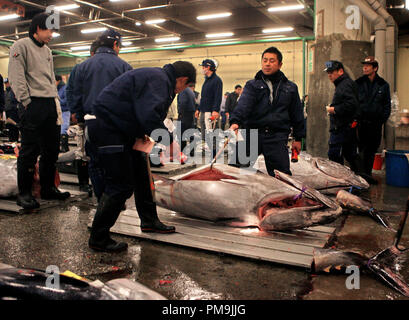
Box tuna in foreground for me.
[254,153,369,195]
[0,263,166,300]
[154,164,343,231]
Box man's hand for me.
[195,110,200,119]
[71,113,78,124]
[211,111,219,120]
[225,112,229,119]
[292,141,301,154]
[229,123,239,135]
[326,106,335,114]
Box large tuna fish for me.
[154,163,343,231]
[254,153,369,195]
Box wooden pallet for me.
[0,188,89,214]
[150,162,196,174]
[88,207,335,270]
[59,172,79,185]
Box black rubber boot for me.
[137,200,176,234]
[60,134,69,153]
[16,165,39,209]
[88,193,128,252]
[76,160,92,197]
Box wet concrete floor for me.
[0,167,408,300]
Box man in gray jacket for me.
[8,12,70,209]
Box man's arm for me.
[332,81,359,117]
[289,86,305,141]
[8,42,31,107]
[212,78,223,114]
[71,64,85,122]
[382,83,391,124]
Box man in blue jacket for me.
[355,56,391,184]
[66,41,99,194]
[195,59,223,157]
[87,61,196,252]
[71,30,132,202]
[177,82,196,156]
[229,46,304,176]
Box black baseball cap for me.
[199,59,216,71]
[99,29,122,46]
[324,60,344,72]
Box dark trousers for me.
[229,129,291,176]
[17,97,60,194]
[90,148,159,243]
[85,119,105,201]
[328,127,359,172]
[358,121,383,175]
[179,112,195,156]
[5,108,20,142]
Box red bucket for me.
[373,153,384,170]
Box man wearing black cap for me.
[195,59,223,156]
[8,12,70,209]
[71,29,132,202]
[355,56,391,184]
[229,46,304,176]
[324,60,361,173]
[88,61,196,252]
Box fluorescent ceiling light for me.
[135,22,142,26]
[155,36,181,43]
[145,19,166,25]
[54,4,80,11]
[262,27,294,33]
[197,12,232,20]
[120,47,141,52]
[52,32,60,38]
[126,5,170,12]
[74,51,90,56]
[205,32,234,38]
[71,45,91,51]
[406,0,409,9]
[81,27,107,34]
[206,38,239,42]
[268,4,305,12]
[0,14,19,21]
[122,41,132,46]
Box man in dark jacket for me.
[71,30,132,202]
[4,78,19,142]
[177,82,196,155]
[229,46,304,176]
[324,60,360,172]
[88,61,196,253]
[195,59,223,157]
[56,75,69,152]
[355,56,391,184]
[225,85,242,125]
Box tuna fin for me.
[367,208,393,230]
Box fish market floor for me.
[0,168,408,300]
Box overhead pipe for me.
[347,0,386,78]
[14,0,145,37]
[365,0,397,91]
